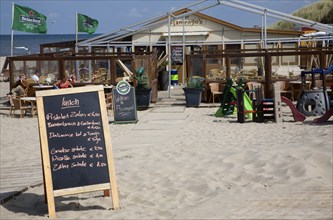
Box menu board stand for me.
[112,81,138,124]
[36,85,119,218]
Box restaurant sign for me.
[171,18,205,26]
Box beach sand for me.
[0,81,332,219]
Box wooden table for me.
[20,97,37,117]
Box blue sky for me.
[0,0,317,35]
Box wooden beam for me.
[116,59,134,77]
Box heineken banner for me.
[77,13,98,34]
[12,4,47,34]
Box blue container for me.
[171,69,178,85]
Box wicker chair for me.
[246,82,264,99]
[9,96,33,118]
[209,83,222,106]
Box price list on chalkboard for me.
[42,92,110,190]
[113,81,137,123]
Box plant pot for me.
[136,88,152,110]
[183,87,203,107]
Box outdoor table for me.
[20,96,37,117]
[33,85,54,90]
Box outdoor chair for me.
[246,82,264,99]
[39,75,47,83]
[25,78,35,84]
[209,82,222,106]
[9,96,34,118]
[47,73,56,82]
[313,79,329,90]
[209,69,220,77]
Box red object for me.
[313,108,333,123]
[59,80,70,88]
[281,96,306,122]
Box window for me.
[225,44,241,66]
[207,45,218,64]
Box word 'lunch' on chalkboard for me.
[113,81,137,123]
[36,85,119,218]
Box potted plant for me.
[134,67,151,110]
[183,76,205,107]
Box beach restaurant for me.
[5,7,333,100]
[75,8,332,82]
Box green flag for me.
[12,4,47,34]
[77,13,98,34]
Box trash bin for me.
[171,69,178,86]
[158,70,169,91]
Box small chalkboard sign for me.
[112,81,137,123]
[36,85,119,218]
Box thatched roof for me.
[270,0,333,30]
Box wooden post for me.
[236,88,245,123]
[273,83,282,123]
[264,53,272,98]
[225,56,231,79]
[256,87,264,123]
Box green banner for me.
[77,13,98,34]
[12,4,47,34]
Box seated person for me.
[31,69,40,83]
[10,74,29,96]
[79,64,89,82]
[69,69,76,83]
[53,75,73,89]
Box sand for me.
[0,81,332,219]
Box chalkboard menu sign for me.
[113,81,137,123]
[36,85,119,218]
[43,91,109,190]
[171,46,183,64]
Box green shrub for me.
[186,76,205,89]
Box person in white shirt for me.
[31,69,40,83]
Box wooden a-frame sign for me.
[36,85,119,218]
